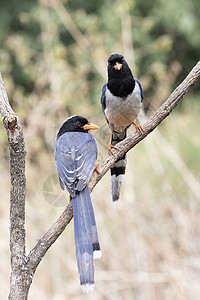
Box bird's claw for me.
[132,122,143,134]
[94,163,100,174]
[108,144,117,155]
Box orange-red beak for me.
[114,62,122,70]
[83,122,99,131]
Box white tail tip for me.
[112,200,119,206]
[93,250,102,259]
[81,283,94,293]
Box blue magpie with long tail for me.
[55,115,101,293]
[101,53,144,204]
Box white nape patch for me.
[93,250,102,259]
[65,115,76,121]
[81,284,94,293]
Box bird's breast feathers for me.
[105,81,142,127]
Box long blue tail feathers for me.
[72,185,101,293]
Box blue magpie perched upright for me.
[101,53,144,204]
[55,115,101,293]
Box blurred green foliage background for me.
[0,0,200,299]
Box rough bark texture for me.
[0,74,31,299]
[0,61,199,299]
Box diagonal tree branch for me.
[0,61,200,299]
[27,61,200,270]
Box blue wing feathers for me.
[55,132,97,196]
[101,83,107,110]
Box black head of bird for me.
[107,53,135,98]
[57,115,99,139]
[107,53,134,80]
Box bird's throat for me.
[107,77,135,98]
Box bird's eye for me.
[76,121,81,127]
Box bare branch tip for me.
[7,115,17,131]
[3,114,18,131]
